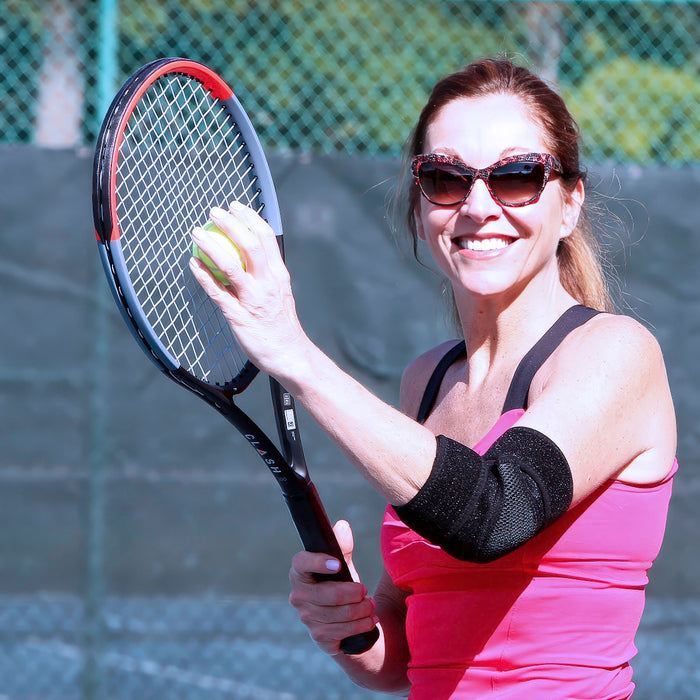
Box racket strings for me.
[115,72,262,386]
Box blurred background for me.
[1,1,698,698]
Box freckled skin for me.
[415,95,583,309]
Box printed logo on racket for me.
[91,57,379,656]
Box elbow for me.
[393,427,573,563]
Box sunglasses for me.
[411,152,563,207]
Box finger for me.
[188,253,242,301]
[291,588,378,656]
[290,570,368,608]
[306,615,381,657]
[333,519,354,557]
[191,225,246,288]
[289,584,370,623]
[228,200,288,275]
[289,555,370,610]
[290,550,347,582]
[298,596,376,626]
[309,604,379,631]
[207,205,267,269]
[228,199,275,236]
[199,204,271,278]
[332,519,361,582]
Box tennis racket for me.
[91,57,378,655]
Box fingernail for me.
[229,199,245,209]
[210,206,227,219]
[325,559,341,572]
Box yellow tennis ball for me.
[192,221,245,285]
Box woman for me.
[190,59,676,699]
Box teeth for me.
[459,237,510,251]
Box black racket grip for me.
[284,483,380,655]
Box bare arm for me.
[190,204,676,510]
[334,568,410,695]
[516,313,677,500]
[189,203,436,506]
[288,521,410,695]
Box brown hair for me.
[398,58,615,317]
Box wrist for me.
[266,331,323,393]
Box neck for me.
[455,282,577,383]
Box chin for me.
[455,272,520,300]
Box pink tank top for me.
[381,308,676,699]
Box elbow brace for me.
[393,427,573,563]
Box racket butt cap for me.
[340,626,380,655]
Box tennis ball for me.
[192,220,245,285]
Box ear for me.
[559,178,585,240]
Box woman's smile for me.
[454,234,516,256]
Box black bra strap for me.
[501,305,600,412]
[415,305,601,424]
[416,340,466,424]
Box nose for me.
[459,176,501,222]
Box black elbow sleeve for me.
[393,427,573,563]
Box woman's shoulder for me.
[531,310,676,486]
[527,309,669,418]
[546,310,673,427]
[399,340,463,416]
[559,310,664,370]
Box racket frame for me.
[92,57,379,654]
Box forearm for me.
[190,204,434,504]
[189,205,433,504]
[332,594,410,694]
[275,340,435,506]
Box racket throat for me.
[269,378,310,481]
[169,367,306,490]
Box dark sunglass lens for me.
[489,161,545,204]
[419,163,472,205]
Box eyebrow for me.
[500,147,533,158]
[430,147,461,158]
[429,147,538,163]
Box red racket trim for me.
[105,59,235,242]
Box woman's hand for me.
[190,203,435,508]
[189,202,309,376]
[288,520,378,656]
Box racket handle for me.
[283,484,380,655]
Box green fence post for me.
[85,3,118,698]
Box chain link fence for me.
[2,2,699,699]
[1,0,700,162]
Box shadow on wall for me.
[0,145,697,598]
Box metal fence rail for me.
[1,3,698,699]
[2,0,700,163]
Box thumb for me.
[332,519,360,582]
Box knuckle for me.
[298,609,315,626]
[288,585,312,609]
[332,582,364,606]
[313,628,336,644]
[221,264,241,279]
